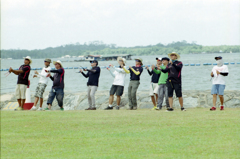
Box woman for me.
[123,58,143,110]
[104,57,127,110]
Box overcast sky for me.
[1,0,240,50]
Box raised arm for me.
[130,67,140,75]
[123,67,130,74]
[172,62,183,71]
[153,68,161,74]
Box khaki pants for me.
[88,86,98,108]
[128,80,140,108]
[15,84,27,99]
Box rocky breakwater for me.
[1,90,240,110]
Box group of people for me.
[8,52,229,111]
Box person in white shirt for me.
[31,59,51,110]
[210,56,229,111]
[104,57,127,110]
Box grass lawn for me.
[1,108,240,159]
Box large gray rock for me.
[1,90,240,110]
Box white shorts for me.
[15,84,27,99]
[149,83,159,96]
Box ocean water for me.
[1,53,240,95]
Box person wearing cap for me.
[145,57,161,110]
[80,60,101,110]
[45,60,65,111]
[30,59,52,111]
[123,58,143,110]
[210,56,229,111]
[8,56,32,111]
[159,52,186,111]
[104,57,127,110]
[153,57,170,110]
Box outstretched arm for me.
[123,67,130,74]
[130,67,140,75]
[172,62,183,71]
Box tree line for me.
[1,40,239,59]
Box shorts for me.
[211,84,225,95]
[34,83,47,98]
[110,85,124,96]
[149,83,159,96]
[15,84,27,99]
[167,81,182,97]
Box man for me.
[210,56,229,111]
[8,56,32,111]
[45,60,65,111]
[31,59,51,111]
[123,58,143,110]
[104,57,127,110]
[153,57,170,110]
[145,57,161,110]
[80,60,101,110]
[159,52,186,111]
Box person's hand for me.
[9,67,13,72]
[80,69,83,73]
[216,70,220,75]
[110,64,114,67]
[120,64,124,68]
[34,71,39,74]
[145,66,149,70]
[46,74,51,77]
[211,72,214,77]
[129,66,132,69]
[151,65,155,70]
[107,67,110,70]
[157,65,161,70]
[83,69,87,71]
[33,75,37,78]
[169,60,173,64]
[45,70,49,73]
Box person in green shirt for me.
[152,57,170,110]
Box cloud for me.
[1,0,239,49]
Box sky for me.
[1,0,240,50]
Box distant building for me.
[84,54,132,61]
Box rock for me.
[1,90,240,110]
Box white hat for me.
[53,60,63,68]
[117,57,126,64]
[168,52,180,60]
[23,56,32,65]
[156,57,162,61]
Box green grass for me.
[1,108,240,159]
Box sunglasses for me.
[135,60,141,62]
[90,61,97,64]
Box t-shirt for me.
[153,65,168,84]
[17,64,31,85]
[37,66,51,85]
[212,65,229,85]
[129,66,143,81]
[147,67,160,83]
[50,68,65,89]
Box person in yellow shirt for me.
[123,58,143,110]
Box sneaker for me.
[155,107,159,110]
[166,108,174,111]
[60,108,64,111]
[116,106,120,110]
[210,107,216,111]
[37,107,42,111]
[220,106,224,111]
[14,107,23,111]
[104,106,113,110]
[91,107,96,110]
[152,106,157,110]
[181,107,186,111]
[85,107,92,110]
[44,108,51,111]
[30,106,37,111]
